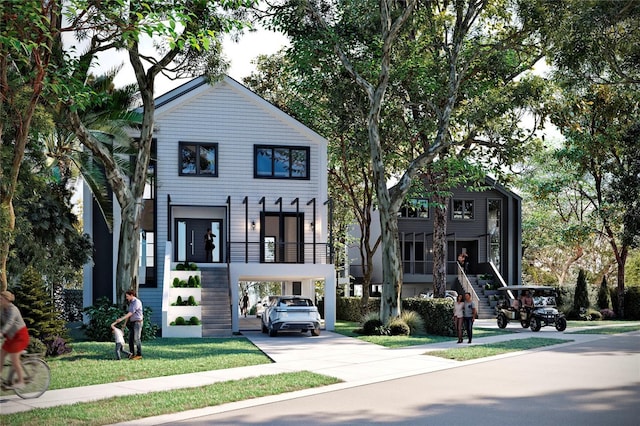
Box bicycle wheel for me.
[12,357,50,399]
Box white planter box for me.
[164,325,202,338]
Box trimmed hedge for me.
[337,296,455,336]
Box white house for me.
[83,76,336,336]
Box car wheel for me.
[311,327,321,336]
[497,313,508,329]
[530,317,541,332]
[268,324,277,337]
[520,320,530,328]
[555,317,567,331]
[261,322,268,333]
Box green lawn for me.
[1,371,341,426]
[334,321,513,348]
[566,324,640,334]
[45,338,271,390]
[427,337,572,361]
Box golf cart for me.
[495,285,567,332]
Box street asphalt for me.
[0,319,638,425]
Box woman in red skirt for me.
[1,290,29,389]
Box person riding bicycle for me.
[0,290,29,389]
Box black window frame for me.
[398,198,430,218]
[452,199,475,220]
[179,141,219,177]
[254,145,310,180]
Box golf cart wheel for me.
[520,320,530,328]
[530,317,542,332]
[497,313,508,329]
[555,317,567,331]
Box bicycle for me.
[1,349,51,399]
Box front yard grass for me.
[426,337,572,361]
[566,324,640,334]
[334,321,513,348]
[1,371,341,426]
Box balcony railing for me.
[227,241,332,264]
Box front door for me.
[175,219,222,263]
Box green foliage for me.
[12,266,67,341]
[83,298,158,341]
[387,318,410,336]
[176,296,183,306]
[187,276,195,287]
[175,316,186,326]
[400,310,425,335]
[624,287,640,320]
[188,316,201,326]
[361,318,384,336]
[173,277,180,287]
[402,297,455,336]
[597,276,612,310]
[26,337,47,356]
[337,297,380,322]
[573,269,590,316]
[187,296,197,306]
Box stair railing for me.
[457,263,479,308]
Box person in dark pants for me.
[204,228,215,262]
[113,290,144,360]
[463,292,477,344]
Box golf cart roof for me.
[496,285,555,291]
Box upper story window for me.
[398,198,429,218]
[179,142,218,176]
[255,145,310,179]
[452,199,474,220]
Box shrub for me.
[597,276,611,310]
[189,316,201,325]
[175,316,186,326]
[187,276,195,288]
[45,336,72,357]
[400,310,425,335]
[586,309,603,321]
[172,277,180,287]
[573,269,590,317]
[362,318,384,335]
[599,308,616,319]
[624,286,640,320]
[337,297,380,322]
[187,295,197,306]
[403,297,455,336]
[194,275,201,287]
[83,298,159,341]
[387,317,410,336]
[176,296,183,306]
[27,337,46,356]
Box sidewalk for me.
[0,320,621,418]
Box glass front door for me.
[175,219,222,263]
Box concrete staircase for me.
[467,275,496,320]
[200,268,233,337]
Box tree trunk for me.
[114,200,143,304]
[378,203,402,322]
[0,200,15,291]
[432,195,449,297]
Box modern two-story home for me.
[348,178,522,317]
[83,76,336,336]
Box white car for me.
[261,295,322,337]
[255,296,277,318]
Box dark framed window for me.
[398,198,429,218]
[179,142,218,176]
[254,145,310,179]
[452,199,474,220]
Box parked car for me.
[255,296,277,318]
[495,285,567,332]
[261,295,322,337]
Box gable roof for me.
[139,75,327,146]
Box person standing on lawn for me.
[453,294,465,344]
[463,292,477,344]
[113,290,143,360]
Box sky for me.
[100,27,289,97]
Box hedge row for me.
[337,297,455,336]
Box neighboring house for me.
[83,76,336,336]
[348,178,522,317]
